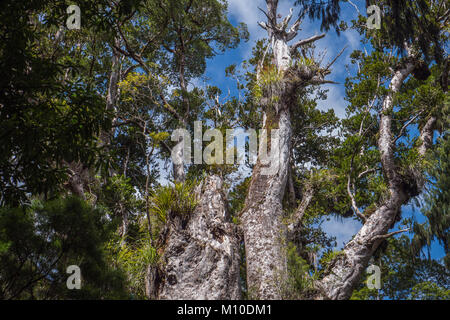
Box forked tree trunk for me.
[147,175,241,299]
[317,59,436,300]
[148,0,335,300]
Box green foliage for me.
[0,0,123,206]
[412,101,450,268]
[330,42,447,223]
[351,236,450,300]
[101,175,142,217]
[228,177,251,218]
[320,250,345,270]
[365,0,447,63]
[0,0,448,302]
[282,243,318,299]
[149,181,198,224]
[107,236,157,299]
[255,64,283,89]
[294,0,342,32]
[410,282,450,300]
[0,196,128,299]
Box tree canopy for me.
[0,0,448,301]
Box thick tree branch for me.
[316,49,424,300]
[288,183,314,232]
[290,34,326,53]
[379,62,416,188]
[347,173,366,222]
[418,116,437,156]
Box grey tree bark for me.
[316,54,436,300]
[241,0,332,299]
[172,131,187,183]
[147,175,241,300]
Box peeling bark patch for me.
[167,274,177,285]
[211,226,226,243]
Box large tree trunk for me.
[242,108,292,299]
[242,0,332,299]
[147,175,241,299]
[146,0,334,300]
[316,59,436,300]
[241,0,293,299]
[241,39,294,298]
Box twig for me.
[325,46,348,71]
[310,79,340,85]
[372,229,410,242]
[393,111,424,144]
[258,6,271,22]
[358,168,378,179]
[347,173,366,222]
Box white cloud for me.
[227,0,265,35]
[317,84,347,119]
[227,0,266,60]
[321,217,362,249]
[227,0,359,117]
[227,0,315,58]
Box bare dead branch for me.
[258,21,269,30]
[438,8,450,22]
[310,78,339,85]
[281,8,294,31]
[258,6,271,22]
[288,7,308,36]
[290,33,326,53]
[325,46,348,71]
[347,0,361,15]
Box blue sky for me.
[180,0,445,260]
[202,0,367,117]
